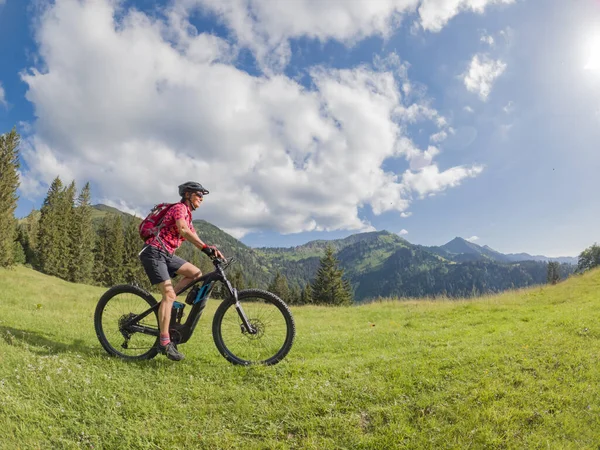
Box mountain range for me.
[89,204,578,301]
[426,237,577,265]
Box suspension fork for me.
[228,286,257,335]
[218,265,257,335]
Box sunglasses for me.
[193,192,204,198]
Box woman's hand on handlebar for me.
[201,244,225,260]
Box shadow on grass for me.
[0,325,100,356]
[0,326,221,367]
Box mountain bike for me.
[94,257,295,365]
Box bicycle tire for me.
[212,289,295,365]
[94,284,160,360]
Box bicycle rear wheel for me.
[212,289,295,365]
[94,285,160,360]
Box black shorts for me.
[139,245,186,285]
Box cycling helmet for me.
[178,181,209,197]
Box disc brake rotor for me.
[240,318,265,340]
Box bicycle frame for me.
[123,259,256,345]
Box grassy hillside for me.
[90,203,137,222]
[1,266,599,448]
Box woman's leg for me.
[157,279,177,337]
[173,262,203,293]
[156,279,185,361]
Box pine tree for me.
[122,216,148,288]
[105,214,124,286]
[69,183,95,283]
[94,214,126,287]
[547,261,560,285]
[288,283,301,305]
[57,181,77,279]
[229,269,246,290]
[15,224,28,263]
[311,245,353,305]
[268,270,290,303]
[18,210,40,266]
[13,239,26,264]
[0,128,20,267]
[37,177,64,276]
[94,217,109,286]
[300,282,313,305]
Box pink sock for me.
[160,333,170,346]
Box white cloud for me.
[177,0,413,72]
[17,170,45,199]
[398,229,409,235]
[18,121,32,134]
[400,211,412,218]
[480,33,494,46]
[402,164,484,198]
[20,0,485,237]
[407,145,440,171]
[503,100,514,113]
[394,103,447,126]
[417,0,514,33]
[466,235,479,242]
[463,54,506,100]
[0,82,6,107]
[430,130,448,143]
[181,0,516,71]
[464,106,474,113]
[100,198,145,218]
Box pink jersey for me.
[146,202,195,254]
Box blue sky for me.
[1,0,600,257]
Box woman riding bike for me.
[138,181,224,361]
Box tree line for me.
[14,175,151,289]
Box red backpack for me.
[139,203,178,241]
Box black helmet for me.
[178,181,209,197]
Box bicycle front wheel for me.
[212,289,295,365]
[94,285,160,360]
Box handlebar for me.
[212,256,235,270]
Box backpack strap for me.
[154,202,186,256]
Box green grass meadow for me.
[1,266,599,449]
